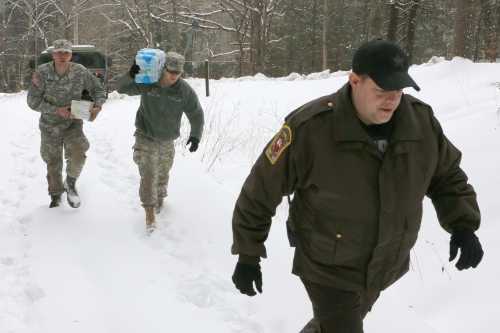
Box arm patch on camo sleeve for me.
[265,125,292,165]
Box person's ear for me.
[349,72,361,88]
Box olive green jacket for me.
[117,74,204,141]
[232,83,480,291]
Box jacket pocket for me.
[132,136,154,164]
[307,231,337,266]
[306,230,367,267]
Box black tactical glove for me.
[81,89,93,101]
[232,262,262,296]
[129,61,140,79]
[449,228,483,270]
[186,136,199,152]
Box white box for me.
[71,100,93,121]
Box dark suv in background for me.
[29,45,112,92]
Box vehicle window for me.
[71,52,106,68]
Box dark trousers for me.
[301,279,380,333]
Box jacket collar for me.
[390,94,423,142]
[47,61,73,79]
[332,83,423,143]
[155,77,182,90]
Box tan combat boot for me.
[145,206,156,232]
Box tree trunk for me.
[73,0,79,44]
[322,0,328,69]
[473,5,483,61]
[171,0,179,50]
[332,0,346,70]
[361,0,372,41]
[311,0,318,71]
[250,9,261,73]
[250,0,270,74]
[454,0,469,57]
[480,0,497,61]
[405,0,420,62]
[237,33,244,77]
[64,15,73,41]
[386,1,399,41]
[368,0,383,39]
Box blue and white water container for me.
[134,48,166,84]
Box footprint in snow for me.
[24,285,45,303]
[177,272,234,309]
[1,257,15,266]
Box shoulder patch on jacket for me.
[285,94,336,129]
[265,125,292,165]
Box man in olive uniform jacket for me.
[117,51,204,231]
[231,40,484,333]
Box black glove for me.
[129,61,140,79]
[449,228,483,270]
[186,136,199,152]
[232,262,262,296]
[81,89,93,101]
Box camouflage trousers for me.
[133,133,175,207]
[40,121,89,196]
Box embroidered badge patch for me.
[265,125,292,165]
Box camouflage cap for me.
[165,52,185,72]
[52,39,72,53]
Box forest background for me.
[1,0,499,92]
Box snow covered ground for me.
[1,57,499,332]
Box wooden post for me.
[205,59,210,97]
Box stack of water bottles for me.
[134,48,166,84]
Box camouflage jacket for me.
[27,61,106,132]
[117,74,204,141]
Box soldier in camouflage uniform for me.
[117,51,204,231]
[27,39,107,208]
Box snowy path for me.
[0,95,272,333]
[8,106,266,332]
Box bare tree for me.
[405,0,421,62]
[480,0,498,61]
[386,0,400,41]
[0,1,17,90]
[1,0,58,90]
[217,0,252,75]
[454,0,471,57]
[2,0,499,92]
[321,0,328,69]
[215,0,284,74]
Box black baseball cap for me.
[352,39,420,91]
